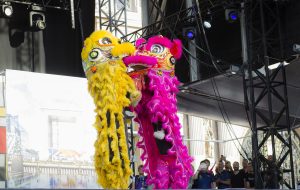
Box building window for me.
[116,0,137,12]
[126,0,137,12]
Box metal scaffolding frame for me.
[124,112,136,180]
[122,6,195,42]
[242,0,295,188]
[120,0,226,77]
[147,0,167,32]
[98,0,127,38]
[97,1,138,183]
[1,0,79,11]
[121,0,221,43]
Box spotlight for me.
[203,21,212,29]
[186,29,195,40]
[29,5,46,31]
[229,11,238,20]
[183,27,196,40]
[8,3,46,32]
[204,9,212,29]
[225,9,239,22]
[1,2,13,18]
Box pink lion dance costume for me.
[123,36,193,189]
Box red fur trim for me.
[170,39,182,59]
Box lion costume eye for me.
[98,37,112,45]
[89,48,102,61]
[150,44,164,54]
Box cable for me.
[192,0,223,74]
[192,0,249,159]
[211,76,248,159]
[149,0,250,159]
[147,1,223,75]
[146,0,253,167]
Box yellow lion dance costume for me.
[81,30,140,189]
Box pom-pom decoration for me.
[81,30,141,189]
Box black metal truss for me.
[1,0,79,29]
[148,0,167,26]
[242,0,295,188]
[97,0,137,183]
[121,0,224,43]
[124,112,135,188]
[121,6,195,43]
[98,0,127,38]
[120,0,229,79]
[0,0,79,10]
[97,1,136,184]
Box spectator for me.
[264,155,280,189]
[215,161,231,189]
[245,162,255,189]
[203,159,214,174]
[192,160,216,189]
[219,155,226,162]
[225,161,233,176]
[133,165,147,189]
[231,161,246,188]
[240,158,248,176]
[215,166,219,175]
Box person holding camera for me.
[192,160,216,189]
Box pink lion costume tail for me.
[124,36,193,189]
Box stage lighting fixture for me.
[29,5,46,31]
[225,9,239,22]
[186,29,195,40]
[183,27,196,40]
[293,44,300,53]
[229,11,238,20]
[1,2,13,18]
[229,65,240,74]
[203,9,212,29]
[203,20,211,29]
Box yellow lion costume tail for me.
[81,30,140,189]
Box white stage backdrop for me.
[5,69,100,189]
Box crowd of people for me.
[191,156,255,189]
[132,155,289,189]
